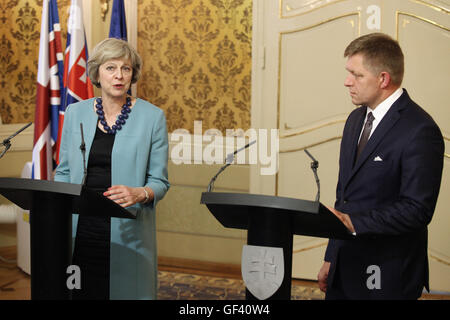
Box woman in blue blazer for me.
[55,38,170,300]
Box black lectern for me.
[0,177,135,300]
[200,192,352,300]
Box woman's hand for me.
[103,185,154,208]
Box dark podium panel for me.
[201,192,352,300]
[0,177,135,300]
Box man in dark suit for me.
[317,33,444,299]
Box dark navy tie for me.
[356,112,375,159]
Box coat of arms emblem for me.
[241,245,284,300]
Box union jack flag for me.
[55,0,94,164]
[32,0,64,180]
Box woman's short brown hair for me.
[87,38,142,88]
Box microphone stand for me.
[80,123,87,186]
[0,122,32,159]
[304,148,320,202]
[207,140,256,192]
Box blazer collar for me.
[344,89,410,187]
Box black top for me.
[72,126,115,300]
[85,126,115,191]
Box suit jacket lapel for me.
[352,110,400,172]
[344,90,409,189]
[81,98,99,160]
[341,107,366,187]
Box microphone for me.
[80,123,87,186]
[207,140,256,192]
[0,122,32,159]
[304,149,320,202]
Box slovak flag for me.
[32,0,64,180]
[55,0,94,164]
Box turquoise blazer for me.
[54,98,170,299]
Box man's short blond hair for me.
[344,33,404,85]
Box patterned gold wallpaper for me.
[0,0,71,124]
[137,0,252,133]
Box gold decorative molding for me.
[410,0,450,14]
[279,0,348,19]
[277,12,360,134]
[282,119,346,139]
[293,241,328,254]
[274,134,449,191]
[445,136,450,158]
[280,135,342,154]
[275,136,341,196]
[396,12,449,158]
[279,135,449,156]
[280,136,448,157]
[100,0,109,21]
[429,252,450,267]
[279,12,360,36]
[396,11,450,39]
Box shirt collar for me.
[367,87,403,120]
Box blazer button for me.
[343,199,348,204]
